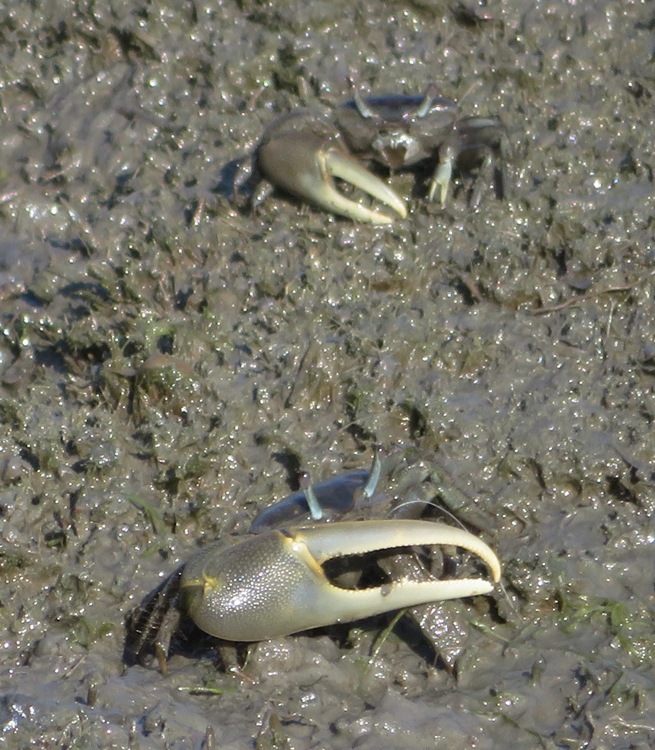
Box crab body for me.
[126,458,501,668]
[334,91,459,171]
[254,85,507,223]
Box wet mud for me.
[0,1,654,748]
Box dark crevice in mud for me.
[390,612,442,670]
[606,475,641,505]
[344,390,378,448]
[271,449,303,492]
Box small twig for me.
[530,269,655,315]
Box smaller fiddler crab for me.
[250,82,507,224]
[126,453,501,672]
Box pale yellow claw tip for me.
[297,519,501,584]
[323,149,407,222]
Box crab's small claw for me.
[179,520,500,643]
[257,111,407,224]
[428,115,507,206]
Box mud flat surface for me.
[1,1,654,748]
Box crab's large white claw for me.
[179,519,500,642]
[257,112,407,224]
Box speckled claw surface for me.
[257,111,407,224]
[179,519,500,642]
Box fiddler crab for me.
[126,453,501,671]
[250,82,507,224]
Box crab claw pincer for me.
[179,519,500,642]
[257,110,407,224]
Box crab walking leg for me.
[180,519,500,642]
[258,129,407,224]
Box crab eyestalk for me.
[415,82,440,118]
[301,451,384,522]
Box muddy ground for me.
[1,0,654,748]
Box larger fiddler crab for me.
[251,82,507,224]
[126,453,501,671]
